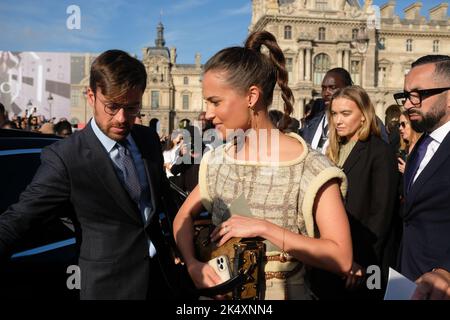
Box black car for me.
[0,128,191,299]
[0,129,79,299]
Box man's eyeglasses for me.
[96,96,142,116]
[104,102,142,117]
[393,87,450,106]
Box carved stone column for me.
[298,48,305,81]
[305,48,312,81]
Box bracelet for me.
[279,228,288,263]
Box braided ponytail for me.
[245,31,295,130]
[203,31,294,131]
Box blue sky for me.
[0,0,447,64]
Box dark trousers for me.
[146,255,173,300]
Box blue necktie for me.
[404,135,433,193]
[115,141,142,204]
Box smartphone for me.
[208,255,232,284]
[397,149,408,162]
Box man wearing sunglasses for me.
[394,55,450,300]
[0,50,180,299]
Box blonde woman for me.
[324,86,399,299]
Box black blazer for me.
[343,135,399,273]
[0,123,178,299]
[400,130,450,281]
[308,135,399,300]
[298,99,325,145]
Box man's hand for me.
[411,268,450,300]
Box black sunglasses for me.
[393,87,450,106]
[398,121,407,129]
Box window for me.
[350,61,361,86]
[378,66,387,87]
[286,57,293,81]
[406,39,413,52]
[182,94,189,110]
[71,89,80,106]
[315,0,328,10]
[151,91,159,109]
[352,29,358,40]
[183,76,189,85]
[284,26,292,40]
[313,53,330,85]
[379,37,385,50]
[433,40,439,53]
[318,27,326,41]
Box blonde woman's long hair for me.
[326,86,381,164]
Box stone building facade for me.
[70,1,449,131]
[140,23,204,136]
[250,0,449,119]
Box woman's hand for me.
[345,262,365,290]
[398,157,406,174]
[186,260,223,289]
[210,215,266,247]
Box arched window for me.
[318,27,326,41]
[284,26,292,40]
[183,76,189,85]
[313,53,330,85]
[352,29,358,40]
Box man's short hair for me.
[89,50,147,101]
[326,67,353,87]
[411,55,450,81]
[0,102,5,114]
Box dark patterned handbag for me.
[193,219,266,300]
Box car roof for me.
[0,129,61,151]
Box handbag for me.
[193,218,266,300]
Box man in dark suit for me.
[0,50,179,299]
[395,55,450,299]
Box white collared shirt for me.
[414,120,450,183]
[311,114,328,154]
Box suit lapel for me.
[404,131,450,215]
[343,140,367,175]
[82,123,142,224]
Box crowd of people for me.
[0,31,449,300]
[0,104,74,138]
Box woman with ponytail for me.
[173,31,352,299]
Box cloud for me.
[222,3,252,16]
